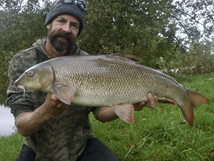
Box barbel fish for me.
[14,54,210,126]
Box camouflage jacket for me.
[7,38,102,161]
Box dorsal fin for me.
[109,53,141,63]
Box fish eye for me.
[27,71,34,77]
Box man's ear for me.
[47,24,51,30]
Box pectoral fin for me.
[52,83,76,105]
[112,104,134,124]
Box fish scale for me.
[14,54,210,126]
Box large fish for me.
[14,54,209,126]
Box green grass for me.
[90,107,214,161]
[1,73,214,161]
[0,133,23,161]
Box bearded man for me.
[7,0,158,160]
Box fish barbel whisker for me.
[15,84,26,98]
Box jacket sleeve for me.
[7,53,35,118]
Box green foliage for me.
[80,0,177,68]
[0,0,49,52]
[0,50,14,104]
[0,0,50,104]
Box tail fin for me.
[180,89,210,127]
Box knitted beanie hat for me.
[45,0,87,36]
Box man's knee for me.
[78,138,119,161]
[15,144,36,161]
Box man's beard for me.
[48,28,76,51]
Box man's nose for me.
[62,23,71,33]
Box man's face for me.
[47,14,80,51]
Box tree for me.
[172,0,213,40]
[0,0,50,104]
[80,0,177,68]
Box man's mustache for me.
[56,31,72,42]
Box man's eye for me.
[71,24,79,29]
[73,24,77,28]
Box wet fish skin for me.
[14,54,210,126]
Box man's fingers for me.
[138,102,146,106]
[49,93,58,101]
[134,93,158,111]
[154,95,158,104]
[134,102,146,111]
[146,93,158,108]
[56,103,68,109]
[147,93,155,107]
[47,93,67,109]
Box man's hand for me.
[42,93,68,119]
[134,93,158,111]
[15,93,67,136]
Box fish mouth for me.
[14,82,26,97]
